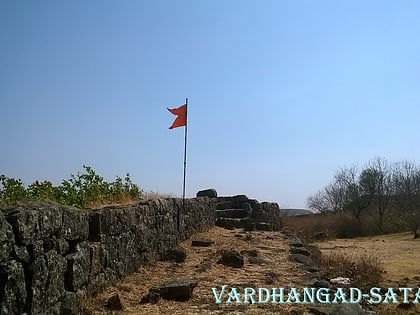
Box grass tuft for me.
[319,251,384,290]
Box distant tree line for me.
[307,157,420,238]
[0,165,142,209]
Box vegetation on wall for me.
[0,165,142,209]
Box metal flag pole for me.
[179,97,188,232]
[182,97,188,201]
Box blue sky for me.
[1,1,420,208]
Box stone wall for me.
[0,197,216,315]
[215,195,283,231]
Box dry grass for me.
[82,227,309,315]
[85,192,178,209]
[285,212,390,242]
[86,197,139,209]
[319,252,384,290]
[143,191,178,199]
[314,232,420,314]
[314,232,420,287]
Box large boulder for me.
[141,279,198,303]
[161,246,187,263]
[196,189,218,198]
[218,250,244,268]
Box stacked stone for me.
[203,193,282,231]
[0,202,89,314]
[0,197,216,315]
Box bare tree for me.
[307,168,353,214]
[307,190,330,213]
[392,161,420,238]
[360,157,393,232]
[335,166,371,220]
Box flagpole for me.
[182,97,188,200]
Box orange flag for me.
[168,104,187,129]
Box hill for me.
[281,208,313,216]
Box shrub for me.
[319,251,384,290]
[0,166,143,209]
[284,211,388,241]
[0,175,26,204]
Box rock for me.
[60,291,81,315]
[44,250,67,309]
[304,265,319,273]
[264,271,278,284]
[196,259,212,272]
[216,200,233,210]
[308,307,329,315]
[302,272,321,285]
[143,279,198,302]
[310,303,367,315]
[330,277,350,285]
[0,260,27,315]
[255,222,272,231]
[55,237,70,254]
[232,195,249,204]
[330,304,367,315]
[215,217,248,229]
[196,189,217,198]
[161,246,187,262]
[218,250,244,268]
[59,206,89,241]
[289,239,304,248]
[216,209,249,219]
[289,247,311,256]
[0,211,14,262]
[243,222,256,231]
[290,253,314,266]
[248,256,269,265]
[140,291,160,304]
[13,245,30,263]
[106,293,124,311]
[5,203,63,245]
[65,242,90,292]
[191,239,214,247]
[313,280,330,288]
[30,250,67,314]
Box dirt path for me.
[83,227,308,314]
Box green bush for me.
[0,175,26,204]
[0,165,143,208]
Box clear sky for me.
[1,1,420,208]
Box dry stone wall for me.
[0,197,216,315]
[215,195,283,231]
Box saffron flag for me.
[167,104,187,129]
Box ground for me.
[83,227,309,314]
[83,228,420,315]
[315,232,420,288]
